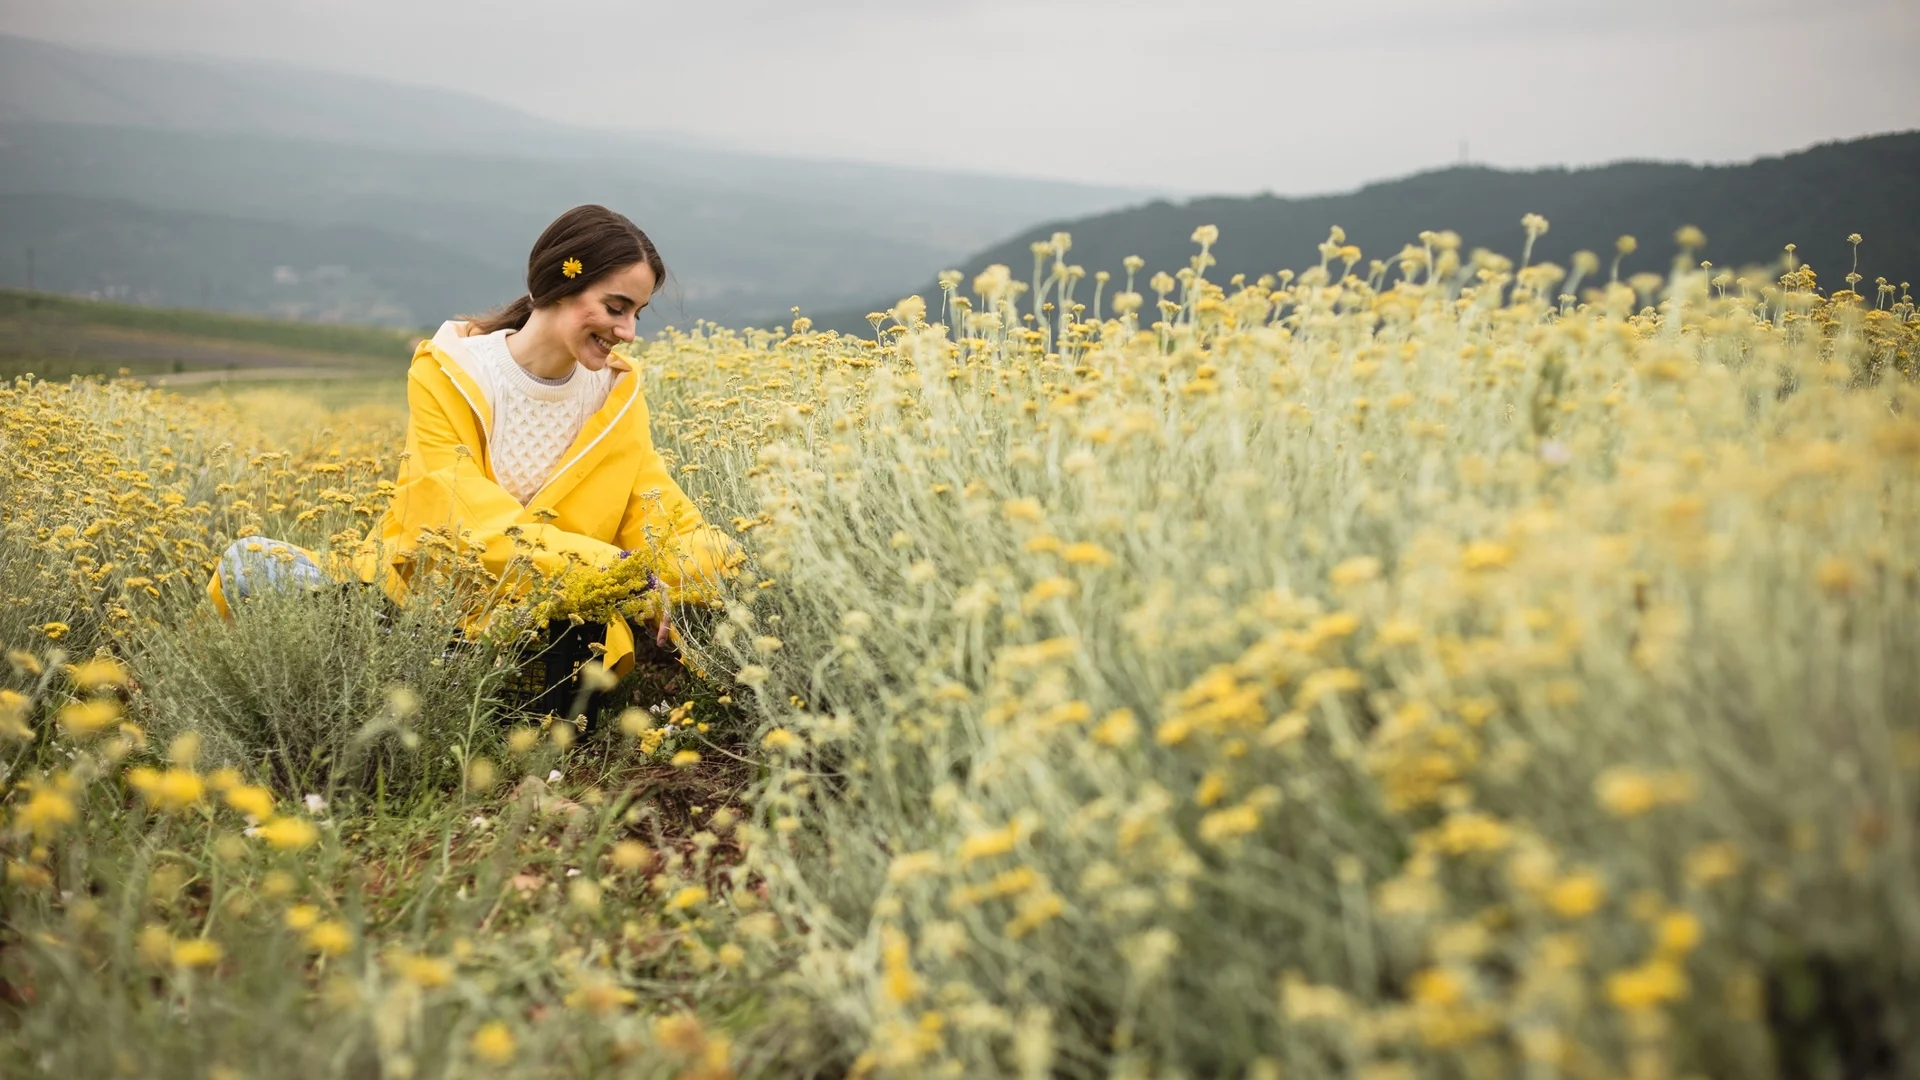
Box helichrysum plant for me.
[3,218,1918,1079]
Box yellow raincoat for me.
[209,321,739,675]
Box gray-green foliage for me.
[135,582,507,805]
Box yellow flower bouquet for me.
[530,549,672,631]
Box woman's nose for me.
[613,317,636,342]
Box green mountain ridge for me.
[801,132,1920,335]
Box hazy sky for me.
[6,0,1918,194]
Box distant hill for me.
[804,132,1920,334]
[0,285,417,383]
[0,192,498,327]
[0,34,1152,327]
[0,124,969,326]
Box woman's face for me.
[557,262,657,371]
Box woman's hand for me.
[647,571,673,647]
[618,551,674,648]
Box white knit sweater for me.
[464,329,612,504]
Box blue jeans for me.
[216,537,327,605]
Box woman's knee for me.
[218,537,326,602]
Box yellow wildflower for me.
[471,1021,516,1064]
[959,821,1025,863]
[1655,910,1703,956]
[1605,960,1689,1013]
[1002,498,1045,523]
[256,816,319,850]
[306,921,353,957]
[171,938,224,969]
[136,925,174,967]
[1021,576,1077,611]
[7,860,52,888]
[13,786,78,839]
[1546,872,1605,919]
[68,656,129,691]
[126,767,205,812]
[1460,541,1513,571]
[610,840,651,871]
[1594,766,1695,817]
[1090,708,1138,747]
[57,698,120,738]
[394,952,454,988]
[223,784,275,820]
[1593,767,1658,817]
[1062,542,1115,567]
[1329,556,1381,586]
[1684,841,1743,887]
[1410,967,1466,1007]
[0,689,31,741]
[1431,812,1513,855]
[1196,803,1261,846]
[887,851,943,883]
[564,973,637,1015]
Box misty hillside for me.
[807,132,1920,334]
[0,34,1149,327]
[0,124,981,325]
[0,193,502,325]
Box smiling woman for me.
[206,204,740,676]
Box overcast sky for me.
[6,0,1917,194]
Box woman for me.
[209,205,739,677]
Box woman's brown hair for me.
[469,205,668,334]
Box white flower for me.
[1539,440,1572,466]
[303,794,328,813]
[470,816,490,829]
[565,867,582,878]
[547,769,563,783]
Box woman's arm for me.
[611,396,741,595]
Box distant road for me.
[141,365,366,386]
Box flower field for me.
[4,223,1919,1078]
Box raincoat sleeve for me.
[375,367,623,585]
[613,396,741,597]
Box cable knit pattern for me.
[465,330,612,505]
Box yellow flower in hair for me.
[561,258,584,279]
